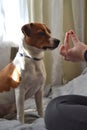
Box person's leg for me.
[45,95,87,130]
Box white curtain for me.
[0,0,28,45]
[72,0,85,41]
[72,0,86,70]
[50,0,86,86]
[51,0,63,86]
[27,0,43,22]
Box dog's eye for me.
[38,31,45,36]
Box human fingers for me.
[69,30,80,46]
[60,45,67,56]
[64,32,70,50]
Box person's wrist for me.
[84,50,87,62]
[80,44,87,61]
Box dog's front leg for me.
[35,87,43,117]
[15,87,25,124]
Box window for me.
[0,0,28,45]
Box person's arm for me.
[60,30,87,62]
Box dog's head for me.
[21,23,60,50]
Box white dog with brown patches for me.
[0,23,60,123]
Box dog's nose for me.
[54,39,60,45]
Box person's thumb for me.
[60,45,67,56]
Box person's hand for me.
[60,30,87,62]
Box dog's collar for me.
[19,53,43,61]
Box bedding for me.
[52,67,87,98]
[0,118,47,130]
[0,67,87,130]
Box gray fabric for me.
[0,118,47,130]
[1,68,87,130]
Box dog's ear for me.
[21,24,31,37]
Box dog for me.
[0,23,60,123]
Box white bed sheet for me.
[1,67,87,130]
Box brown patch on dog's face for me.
[22,23,60,50]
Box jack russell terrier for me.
[0,23,60,123]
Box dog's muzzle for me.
[42,38,60,50]
[53,38,60,48]
[48,38,60,49]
